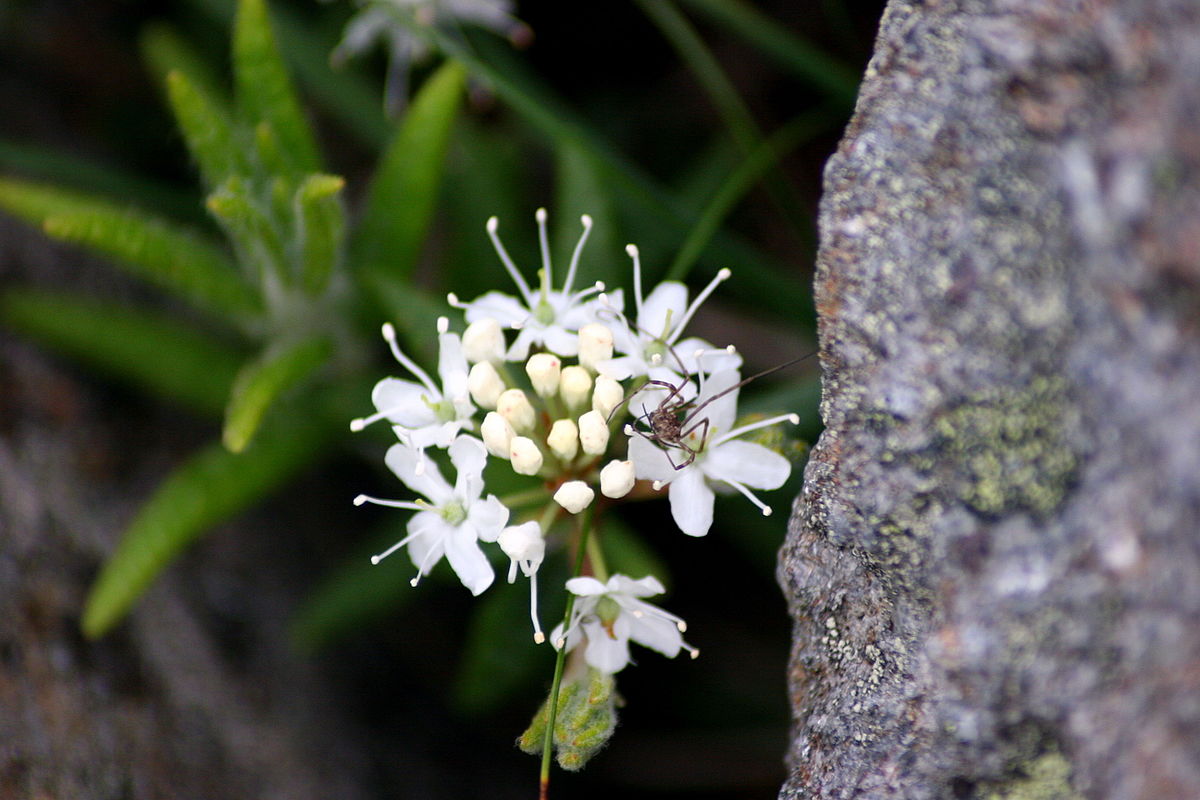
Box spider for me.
[617,342,815,471]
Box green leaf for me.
[0,177,260,318]
[352,61,466,278]
[0,290,245,417]
[362,276,447,366]
[82,418,328,638]
[293,173,346,295]
[680,0,860,104]
[232,0,320,175]
[223,336,332,452]
[141,22,228,111]
[601,515,670,585]
[454,578,545,715]
[553,143,624,291]
[165,70,247,190]
[207,174,287,285]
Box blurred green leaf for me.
[553,143,624,291]
[232,0,321,175]
[223,335,332,452]
[353,61,466,279]
[0,290,244,417]
[0,177,259,318]
[680,0,860,104]
[165,69,247,191]
[454,578,545,715]
[82,416,329,638]
[601,515,670,585]
[294,173,346,294]
[141,22,227,107]
[363,275,448,366]
[207,174,287,285]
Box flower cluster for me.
[353,209,798,705]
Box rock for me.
[780,1,1200,797]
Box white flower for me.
[577,322,614,370]
[480,411,515,458]
[525,352,562,397]
[558,366,593,411]
[578,410,609,455]
[498,521,546,642]
[550,574,697,674]
[597,244,741,382]
[627,369,798,537]
[448,210,622,360]
[467,361,505,409]
[355,436,509,596]
[553,480,595,514]
[496,388,536,432]
[462,317,506,364]
[509,436,544,475]
[351,319,475,454]
[599,459,635,499]
[591,375,625,419]
[547,419,579,461]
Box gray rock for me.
[780,1,1200,797]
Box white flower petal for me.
[449,435,488,497]
[406,512,448,576]
[627,612,683,658]
[565,576,609,597]
[668,466,715,536]
[464,291,529,326]
[384,443,452,503]
[582,618,631,673]
[674,336,741,374]
[695,369,741,435]
[505,326,540,361]
[468,495,509,542]
[629,434,678,484]
[639,282,688,341]
[444,524,495,596]
[540,324,580,357]
[703,440,791,490]
[372,378,437,429]
[611,574,666,597]
[437,332,470,399]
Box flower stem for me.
[539,506,593,798]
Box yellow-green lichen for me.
[982,749,1082,800]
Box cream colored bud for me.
[497,388,536,432]
[525,353,562,397]
[547,419,579,461]
[577,323,614,370]
[510,436,544,475]
[462,318,506,363]
[599,459,636,499]
[553,480,595,514]
[481,412,515,458]
[578,410,609,455]
[468,361,505,409]
[559,366,593,411]
[592,375,625,419]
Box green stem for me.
[539,506,593,795]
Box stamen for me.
[626,244,644,315]
[683,643,700,659]
[667,267,732,344]
[722,476,773,516]
[369,527,422,564]
[350,405,404,431]
[381,323,440,396]
[567,280,606,306]
[487,216,535,304]
[529,572,544,644]
[652,480,665,491]
[446,292,467,309]
[354,494,425,512]
[437,316,449,334]
[711,412,801,448]
[409,539,444,587]
[562,214,593,295]
[536,208,552,295]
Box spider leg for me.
[681,416,711,451]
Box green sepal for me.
[222,335,332,452]
[232,0,320,175]
[0,177,259,318]
[518,669,618,770]
[0,290,244,417]
[165,69,248,190]
[81,416,328,638]
[352,61,466,278]
[293,173,346,295]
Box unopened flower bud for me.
[578,323,614,370]
[525,353,562,397]
[592,375,624,419]
[554,480,595,514]
[468,361,505,409]
[547,419,579,461]
[462,318,505,363]
[497,388,536,432]
[481,411,515,458]
[559,366,593,411]
[599,459,636,499]
[578,410,609,455]
[499,521,545,580]
[510,436,544,475]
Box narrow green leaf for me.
[0,177,258,318]
[680,0,860,104]
[232,0,320,174]
[353,61,466,278]
[165,70,248,190]
[207,174,287,286]
[223,336,332,452]
[81,418,328,638]
[454,578,544,714]
[553,143,624,291]
[293,173,345,295]
[0,290,244,417]
[42,206,259,319]
[362,276,447,366]
[141,22,227,108]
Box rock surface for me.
[780,1,1200,797]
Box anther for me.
[625,244,639,258]
[381,322,397,343]
[437,316,449,334]
[486,216,499,233]
[535,207,547,224]
[353,495,367,506]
